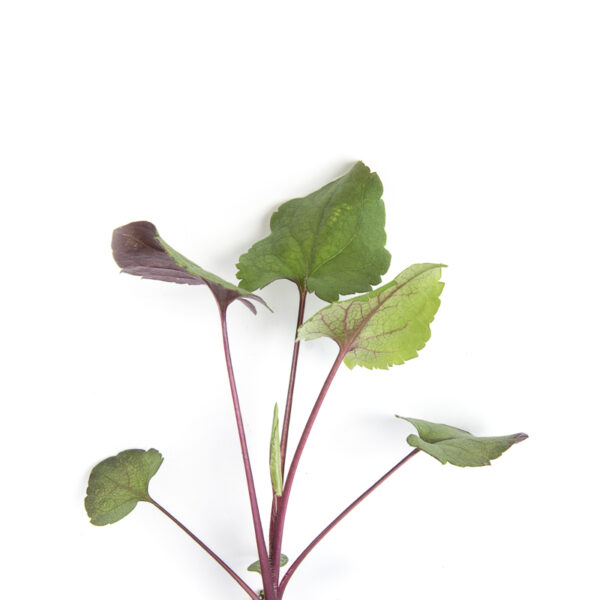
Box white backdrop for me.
[2,2,598,599]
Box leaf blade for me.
[398,417,528,467]
[236,162,391,302]
[270,403,283,497]
[297,263,445,369]
[85,448,163,525]
[112,221,268,313]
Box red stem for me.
[278,448,420,597]
[280,287,308,474]
[268,288,307,560]
[271,350,345,586]
[150,499,260,600]
[219,308,274,600]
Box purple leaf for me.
[112,221,268,313]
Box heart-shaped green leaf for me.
[85,449,163,525]
[112,221,268,313]
[270,403,283,497]
[399,417,528,467]
[236,162,391,302]
[248,554,288,574]
[297,264,445,369]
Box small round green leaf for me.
[85,449,163,526]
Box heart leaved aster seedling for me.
[85,161,528,600]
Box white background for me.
[2,2,598,599]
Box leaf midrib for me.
[101,472,148,501]
[309,175,368,281]
[303,179,342,285]
[341,268,437,355]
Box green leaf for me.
[85,449,163,525]
[236,162,391,302]
[270,403,283,497]
[297,264,445,369]
[399,417,528,467]
[248,554,288,574]
[112,221,268,313]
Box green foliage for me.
[248,554,288,575]
[297,264,445,369]
[94,163,528,599]
[236,162,391,302]
[399,417,528,467]
[85,449,163,525]
[270,404,283,497]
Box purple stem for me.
[269,288,307,559]
[219,308,274,600]
[271,350,346,586]
[280,287,308,474]
[278,448,420,597]
[150,499,260,600]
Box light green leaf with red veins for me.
[85,449,163,526]
[236,162,391,302]
[297,264,445,369]
[398,417,528,467]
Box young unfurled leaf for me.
[270,403,283,497]
[112,221,268,313]
[398,417,528,467]
[85,449,163,525]
[248,554,288,574]
[236,162,391,302]
[297,264,445,369]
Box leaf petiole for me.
[218,307,274,599]
[278,448,420,596]
[149,499,260,600]
[279,286,308,475]
[269,286,307,558]
[271,349,346,586]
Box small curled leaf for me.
[398,417,528,467]
[85,448,163,525]
[248,554,288,574]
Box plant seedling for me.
[85,162,528,599]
